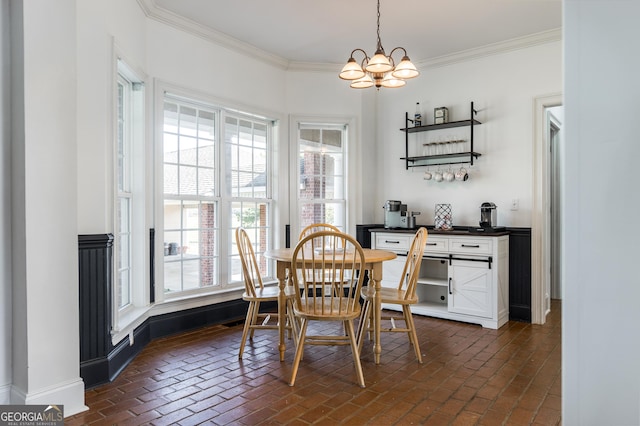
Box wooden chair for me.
[298,223,347,293]
[236,227,297,359]
[289,230,367,388]
[298,223,341,240]
[359,227,428,363]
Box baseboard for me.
[11,379,88,417]
[0,383,10,404]
[509,304,532,322]
[82,299,248,389]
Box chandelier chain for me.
[376,0,383,52]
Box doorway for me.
[532,93,562,325]
[548,107,563,300]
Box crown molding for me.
[137,0,561,74]
[418,28,562,70]
[288,28,561,74]
[136,0,290,70]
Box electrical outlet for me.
[511,198,519,211]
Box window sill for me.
[110,283,279,346]
[111,305,152,346]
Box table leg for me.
[370,262,383,364]
[276,261,288,362]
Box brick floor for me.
[67,301,561,425]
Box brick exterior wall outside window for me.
[199,203,216,286]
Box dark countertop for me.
[368,226,510,237]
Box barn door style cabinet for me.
[372,230,509,329]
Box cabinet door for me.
[449,259,492,318]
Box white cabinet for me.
[372,231,509,329]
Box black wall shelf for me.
[401,102,482,169]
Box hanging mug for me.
[455,166,469,181]
[423,170,432,180]
[443,169,455,182]
[434,170,443,182]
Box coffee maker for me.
[478,202,505,231]
[479,202,497,228]
[383,200,419,229]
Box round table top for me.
[264,247,397,263]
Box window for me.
[116,75,132,309]
[226,116,271,282]
[115,60,145,313]
[161,95,273,297]
[297,123,347,235]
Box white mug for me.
[434,171,443,182]
[455,167,469,181]
[423,171,432,180]
[443,170,455,182]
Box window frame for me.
[156,92,275,301]
[112,54,150,338]
[289,116,357,238]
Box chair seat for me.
[361,286,418,305]
[243,285,295,302]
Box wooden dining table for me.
[264,247,397,364]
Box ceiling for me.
[147,0,562,67]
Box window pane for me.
[182,203,199,230]
[179,106,197,137]
[299,202,346,230]
[198,110,215,140]
[179,165,197,195]
[117,82,125,192]
[164,133,178,163]
[182,260,200,290]
[119,270,130,308]
[322,129,342,150]
[198,168,214,196]
[298,123,347,234]
[164,164,178,195]
[180,135,198,166]
[198,143,214,168]
[164,102,178,133]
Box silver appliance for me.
[479,202,498,228]
[383,200,420,229]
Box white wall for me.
[76,0,148,234]
[9,0,85,415]
[373,42,562,228]
[563,1,640,424]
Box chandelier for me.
[339,0,419,89]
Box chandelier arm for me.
[350,48,369,61]
[387,47,408,69]
[388,46,408,60]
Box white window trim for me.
[111,43,152,344]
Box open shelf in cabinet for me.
[401,101,482,169]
